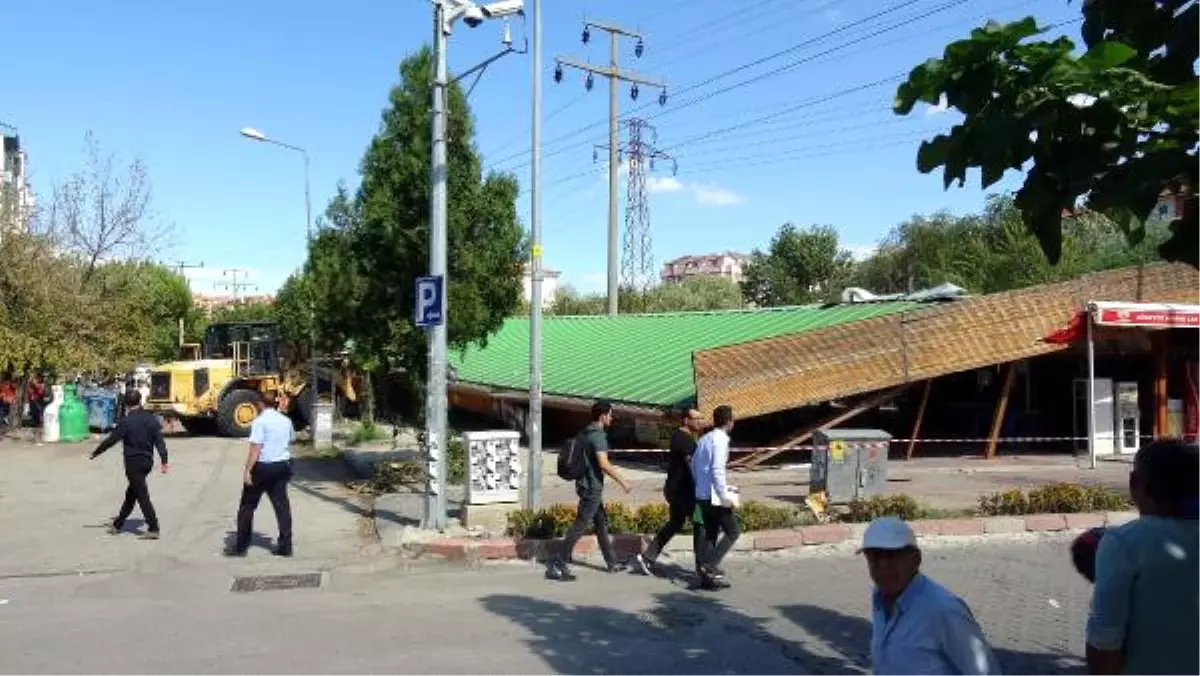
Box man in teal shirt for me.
[1086,440,1199,675]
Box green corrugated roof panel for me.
[449,302,917,407]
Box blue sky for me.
[4,0,1080,295]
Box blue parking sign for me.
[415,275,444,328]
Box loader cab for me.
[203,321,281,376]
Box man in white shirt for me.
[226,392,296,558]
[692,404,739,589]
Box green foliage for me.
[740,224,854,307]
[851,195,1171,294]
[347,420,388,446]
[275,48,526,420]
[505,500,804,538]
[546,275,745,316]
[978,483,1130,515]
[894,2,1198,267]
[843,495,924,522]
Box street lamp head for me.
[239,127,267,142]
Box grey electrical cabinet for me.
[810,429,892,504]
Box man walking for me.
[89,390,169,539]
[227,392,295,557]
[860,516,1000,675]
[634,407,705,576]
[693,404,740,589]
[546,400,631,581]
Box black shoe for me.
[633,553,655,576]
[138,531,160,541]
[606,561,630,574]
[106,524,121,535]
[699,574,731,591]
[271,546,293,558]
[224,547,248,558]
[545,561,576,582]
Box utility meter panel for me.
[463,430,523,505]
[810,429,892,505]
[1114,382,1140,455]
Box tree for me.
[290,48,525,418]
[740,224,854,307]
[893,1,1198,267]
[89,261,194,363]
[45,132,169,285]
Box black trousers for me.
[644,489,703,564]
[113,457,159,532]
[697,502,740,571]
[235,460,293,551]
[558,490,617,567]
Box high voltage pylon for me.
[554,18,669,316]
[594,118,677,293]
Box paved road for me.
[0,436,1092,674]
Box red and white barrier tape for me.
[608,434,1157,454]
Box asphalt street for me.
[0,437,1093,674]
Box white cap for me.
[860,516,917,552]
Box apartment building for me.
[660,251,751,284]
[1,133,34,232]
[192,292,276,313]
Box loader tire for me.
[217,389,261,438]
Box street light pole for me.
[238,128,320,427]
[526,0,543,510]
[426,0,451,530]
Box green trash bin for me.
[59,385,91,443]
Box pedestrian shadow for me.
[778,603,1086,675]
[288,456,372,518]
[223,530,275,552]
[480,591,835,674]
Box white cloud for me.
[647,175,685,193]
[925,93,950,116]
[691,183,744,206]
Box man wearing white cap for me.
[860,516,1000,675]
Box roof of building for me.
[695,262,1200,418]
[448,302,918,407]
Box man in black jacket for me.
[90,390,170,539]
[634,407,705,576]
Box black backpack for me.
[557,432,589,481]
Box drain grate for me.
[231,572,323,593]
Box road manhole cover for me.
[230,572,323,593]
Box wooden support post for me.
[986,363,1018,459]
[1153,331,1169,439]
[731,385,908,470]
[905,379,933,461]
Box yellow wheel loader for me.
[144,320,358,437]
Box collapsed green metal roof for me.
[449,302,917,408]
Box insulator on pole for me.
[658,89,668,106]
[585,72,594,91]
[554,63,563,83]
[582,26,590,44]
[635,38,644,58]
[630,83,639,101]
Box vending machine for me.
[1113,382,1140,455]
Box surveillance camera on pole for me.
[443,0,523,33]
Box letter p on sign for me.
[414,275,444,328]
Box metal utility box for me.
[463,430,523,505]
[810,429,892,504]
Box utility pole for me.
[170,260,204,346]
[594,119,677,294]
[217,268,256,303]
[554,20,667,316]
[527,0,544,510]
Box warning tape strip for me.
[608,434,1158,454]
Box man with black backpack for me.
[547,400,631,581]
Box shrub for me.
[369,460,423,494]
[978,483,1130,516]
[505,500,804,539]
[348,420,388,446]
[447,436,466,485]
[843,494,922,522]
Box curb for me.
[399,511,1137,562]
